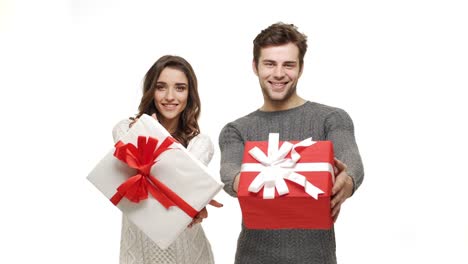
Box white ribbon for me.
[241,133,334,200]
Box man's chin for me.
[270,97,287,102]
[267,91,289,101]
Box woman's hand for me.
[188,199,223,228]
[129,113,158,128]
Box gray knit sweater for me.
[219,101,364,264]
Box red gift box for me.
[238,133,335,229]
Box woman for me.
[112,55,221,264]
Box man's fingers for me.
[332,174,345,195]
[334,157,347,171]
[331,201,341,218]
[208,199,223,208]
[331,188,344,209]
[332,207,341,223]
[233,174,240,193]
[330,161,352,224]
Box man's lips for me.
[269,81,288,90]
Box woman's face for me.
[153,67,189,129]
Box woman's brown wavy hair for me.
[136,55,201,147]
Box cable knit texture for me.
[219,101,364,264]
[113,119,215,264]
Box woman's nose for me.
[164,87,175,100]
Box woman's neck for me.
[160,118,178,134]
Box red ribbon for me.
[110,136,198,218]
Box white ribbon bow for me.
[240,133,334,200]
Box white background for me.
[1,0,467,263]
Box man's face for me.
[253,43,303,104]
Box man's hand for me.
[233,174,240,193]
[331,158,354,223]
[188,199,223,228]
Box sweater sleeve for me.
[324,109,364,194]
[186,133,214,166]
[218,123,245,197]
[112,119,132,143]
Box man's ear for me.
[252,60,259,76]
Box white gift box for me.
[87,114,224,249]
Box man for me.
[219,22,364,264]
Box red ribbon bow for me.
[110,136,197,218]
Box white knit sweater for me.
[113,119,215,264]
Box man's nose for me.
[273,66,285,78]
